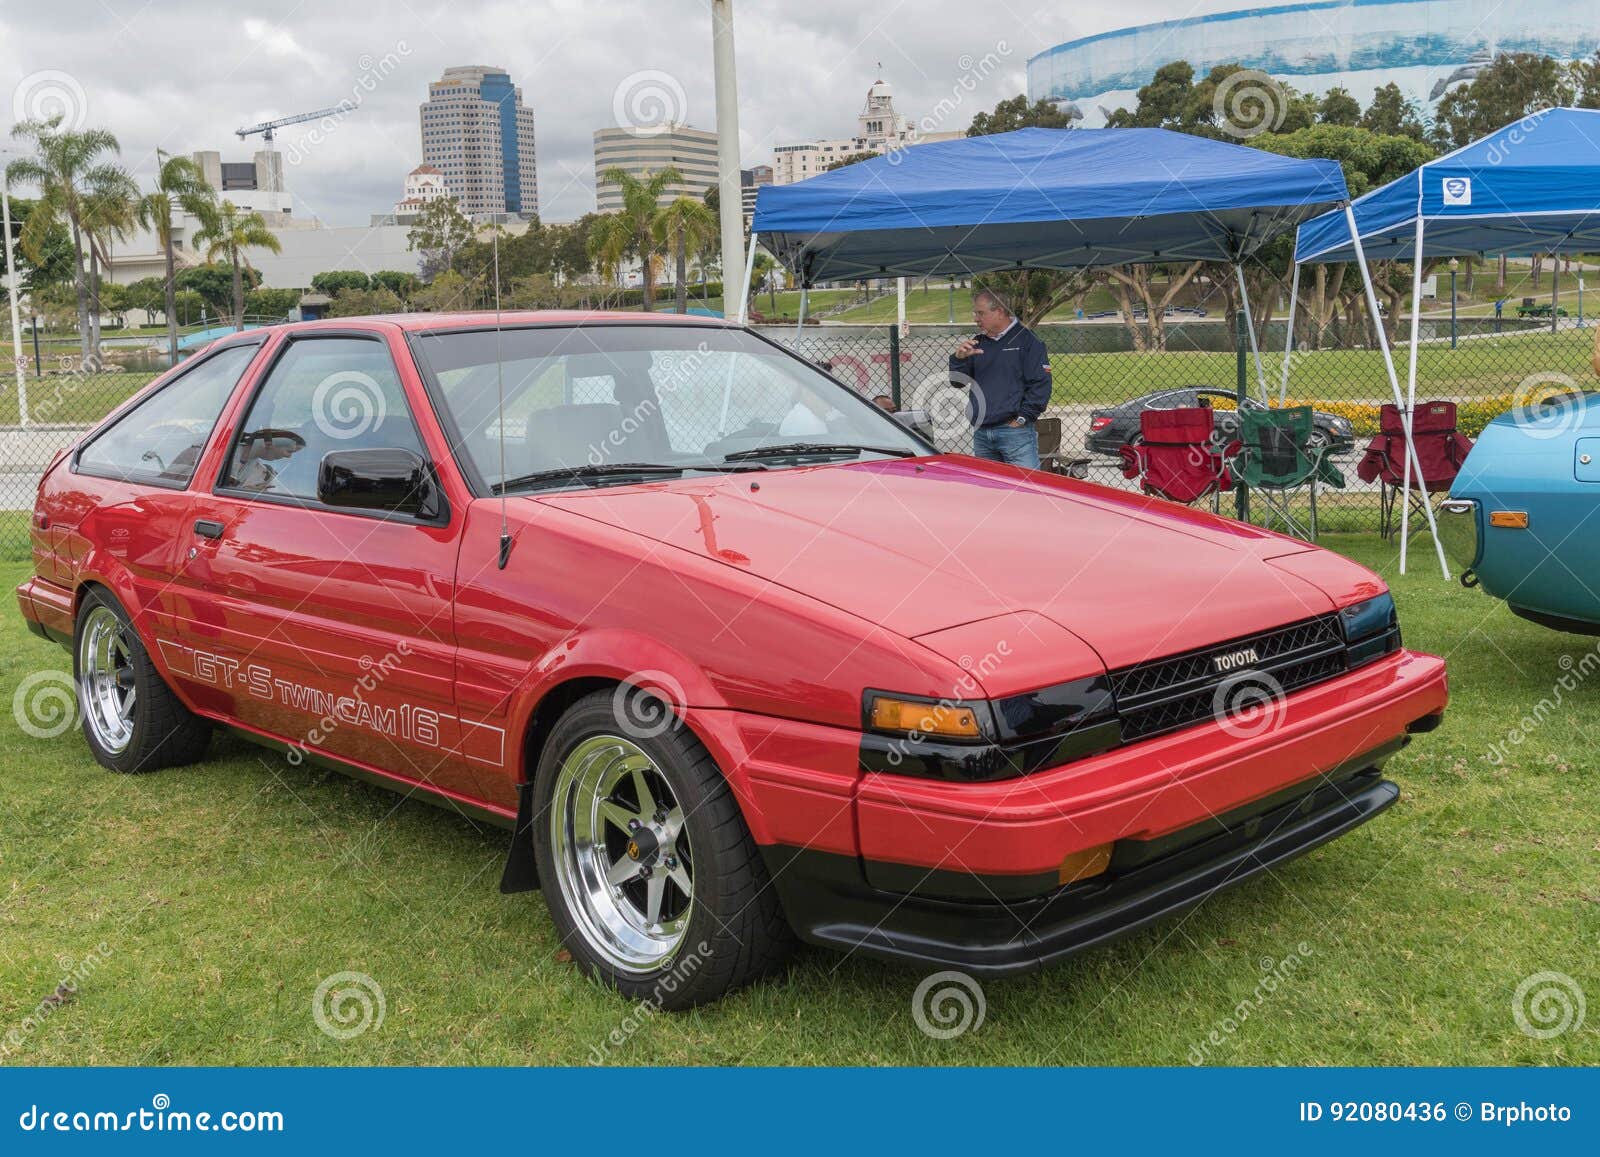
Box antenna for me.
[494,228,512,569]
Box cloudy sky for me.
[0,0,1237,225]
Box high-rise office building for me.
[419,65,539,219]
[593,125,720,213]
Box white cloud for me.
[0,0,1222,225]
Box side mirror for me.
[318,447,440,519]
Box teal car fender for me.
[1443,393,1600,633]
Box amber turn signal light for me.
[1059,843,1113,885]
[867,695,982,739]
[1488,511,1529,529]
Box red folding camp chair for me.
[1118,406,1236,508]
[1355,401,1474,539]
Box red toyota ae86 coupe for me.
[18,314,1448,1008]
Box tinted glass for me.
[77,344,258,486]
[222,338,424,501]
[411,325,925,490]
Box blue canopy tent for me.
[748,126,1427,556]
[1290,107,1600,572]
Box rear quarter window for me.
[75,344,260,487]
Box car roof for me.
[251,310,735,338]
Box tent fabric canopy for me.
[1295,107,1600,264]
[752,127,1349,283]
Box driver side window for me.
[221,337,425,502]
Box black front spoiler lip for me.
[765,771,1399,977]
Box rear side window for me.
[76,344,259,486]
[220,337,425,502]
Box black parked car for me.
[1085,387,1355,457]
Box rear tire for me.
[532,688,792,1009]
[73,588,212,773]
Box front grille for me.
[1109,614,1347,742]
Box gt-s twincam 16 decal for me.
[156,640,505,769]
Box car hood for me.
[535,456,1349,670]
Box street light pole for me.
[711,0,746,321]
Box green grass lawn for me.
[0,536,1595,1066]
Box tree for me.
[967,94,1075,135]
[134,150,215,363]
[177,262,258,321]
[80,162,137,354]
[123,275,168,317]
[311,270,371,295]
[410,270,474,312]
[370,269,420,300]
[1576,51,1600,109]
[2,196,75,290]
[193,200,281,326]
[244,286,300,319]
[1361,82,1425,140]
[407,196,474,282]
[6,116,128,361]
[588,166,681,309]
[1317,87,1362,126]
[824,151,879,171]
[327,286,404,317]
[1433,52,1574,148]
[654,196,717,313]
[1106,61,1196,129]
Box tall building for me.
[1028,0,1600,126]
[770,76,962,185]
[740,165,772,225]
[593,125,719,213]
[419,65,538,219]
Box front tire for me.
[73,588,212,773]
[532,689,791,1009]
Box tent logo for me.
[1442,177,1472,207]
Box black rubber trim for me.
[1508,604,1600,636]
[763,757,1403,975]
[860,719,1122,782]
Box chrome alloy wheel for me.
[549,734,694,973]
[78,605,136,755]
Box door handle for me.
[193,519,225,540]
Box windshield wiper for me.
[722,442,917,462]
[494,461,767,494]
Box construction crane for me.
[235,106,350,144]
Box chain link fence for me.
[2,312,1592,558]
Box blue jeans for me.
[972,421,1040,469]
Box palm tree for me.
[193,200,281,328]
[654,196,717,314]
[80,165,137,359]
[5,116,126,361]
[135,151,215,363]
[588,166,681,310]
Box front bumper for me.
[763,757,1402,976]
[1437,498,1482,576]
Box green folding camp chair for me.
[1228,404,1345,540]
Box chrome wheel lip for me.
[549,733,693,975]
[78,606,137,755]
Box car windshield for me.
[411,324,928,491]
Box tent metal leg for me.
[1279,262,1301,404]
[1235,264,1267,401]
[1343,203,1450,579]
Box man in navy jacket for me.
[948,290,1051,468]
